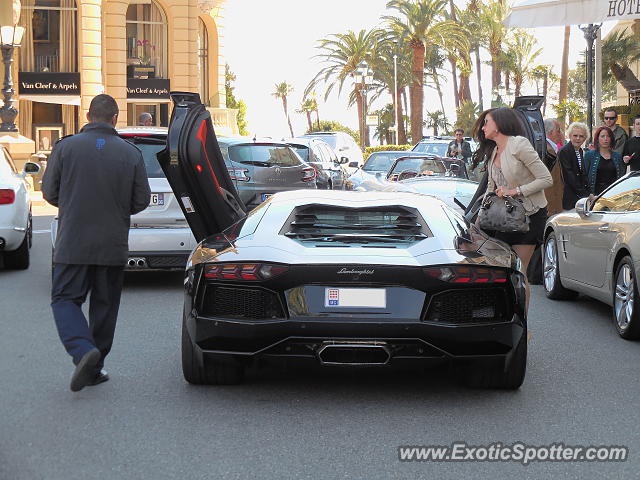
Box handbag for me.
[477,192,530,233]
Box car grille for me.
[146,255,188,268]
[201,286,285,320]
[423,288,510,324]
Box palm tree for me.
[530,65,554,115]
[505,30,542,97]
[296,98,317,132]
[306,29,382,147]
[480,0,510,95]
[385,0,468,143]
[423,44,447,114]
[601,28,640,92]
[424,110,450,135]
[373,104,395,144]
[272,81,294,137]
[558,25,571,119]
[465,0,484,110]
[454,100,481,134]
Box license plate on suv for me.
[150,193,165,206]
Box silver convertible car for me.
[543,172,640,339]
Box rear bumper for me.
[0,226,26,251]
[126,227,192,270]
[185,310,526,366]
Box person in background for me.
[558,122,589,210]
[622,115,640,171]
[543,118,565,216]
[42,94,151,392]
[138,112,153,126]
[584,125,625,195]
[446,128,472,164]
[602,108,628,155]
[472,107,553,311]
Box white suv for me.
[0,147,40,269]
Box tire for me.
[613,256,640,339]
[181,320,244,385]
[466,330,527,390]
[4,232,30,270]
[543,232,578,300]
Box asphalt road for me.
[2,214,639,479]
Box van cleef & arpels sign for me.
[126,79,170,99]
[18,72,81,96]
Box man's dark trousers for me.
[51,263,124,368]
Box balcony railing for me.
[630,90,640,105]
[207,107,239,135]
[34,55,59,73]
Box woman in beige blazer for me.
[472,107,553,309]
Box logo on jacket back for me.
[96,138,106,150]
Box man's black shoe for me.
[70,348,101,392]
[88,369,109,386]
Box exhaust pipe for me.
[126,257,148,268]
[317,341,390,366]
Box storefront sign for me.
[126,79,170,99]
[18,72,80,96]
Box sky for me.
[224,0,616,140]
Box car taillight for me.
[0,189,15,205]
[227,167,250,181]
[204,263,289,281]
[423,266,508,284]
[302,167,316,182]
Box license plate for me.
[261,193,273,202]
[324,288,386,308]
[150,193,165,206]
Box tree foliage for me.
[225,64,249,135]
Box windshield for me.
[306,135,337,149]
[136,143,166,178]
[413,142,448,157]
[388,158,447,177]
[363,152,407,171]
[229,144,302,167]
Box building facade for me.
[5,0,235,157]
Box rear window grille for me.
[423,288,511,324]
[282,205,430,243]
[201,286,285,320]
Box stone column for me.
[78,0,103,124]
[104,0,128,126]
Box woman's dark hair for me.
[593,126,615,151]
[470,107,524,170]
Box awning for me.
[18,94,80,106]
[505,0,640,27]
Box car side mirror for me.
[348,161,359,168]
[340,157,349,164]
[575,195,594,217]
[23,162,41,175]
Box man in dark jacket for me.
[558,122,589,210]
[42,94,151,392]
[446,129,472,163]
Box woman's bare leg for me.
[512,244,537,312]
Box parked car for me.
[218,137,317,209]
[285,137,349,190]
[411,136,453,157]
[51,126,195,270]
[0,147,40,269]
[301,131,364,170]
[346,150,413,189]
[158,92,528,389]
[543,172,640,339]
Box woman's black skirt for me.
[491,207,548,246]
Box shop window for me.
[127,104,169,127]
[198,18,209,105]
[126,0,168,79]
[19,0,78,73]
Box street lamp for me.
[393,54,398,145]
[579,23,602,142]
[354,62,373,149]
[0,24,24,132]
